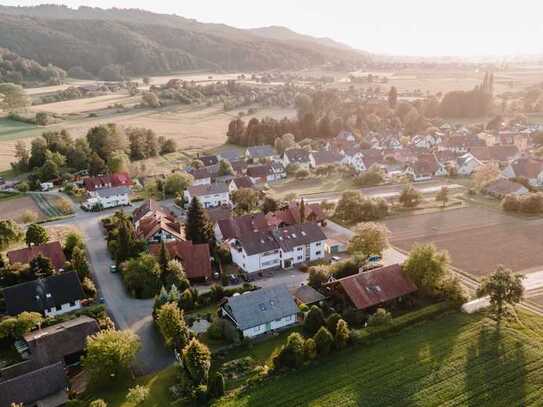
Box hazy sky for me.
[3,0,543,56]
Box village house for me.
[282,148,311,169]
[482,178,529,199]
[439,135,486,154]
[214,213,270,242]
[502,158,543,187]
[228,176,255,193]
[325,264,417,311]
[229,160,249,176]
[265,202,326,228]
[82,172,132,210]
[229,223,327,274]
[456,153,483,176]
[218,148,243,163]
[184,183,232,208]
[7,241,67,271]
[468,145,520,164]
[341,146,367,172]
[309,150,344,168]
[3,271,85,317]
[188,168,212,186]
[133,200,184,243]
[197,155,219,168]
[291,284,326,306]
[149,240,212,281]
[403,153,447,181]
[220,284,299,338]
[246,164,284,184]
[245,145,275,161]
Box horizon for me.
[2,0,543,58]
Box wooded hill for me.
[0,5,371,79]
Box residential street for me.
[50,203,174,375]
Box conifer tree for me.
[185,197,213,244]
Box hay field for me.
[0,104,295,171]
[31,93,138,115]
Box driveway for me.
[49,205,173,375]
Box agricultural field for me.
[0,194,46,223]
[269,175,355,200]
[30,93,139,115]
[218,310,543,407]
[385,206,543,278]
[0,103,295,172]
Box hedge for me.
[351,301,453,345]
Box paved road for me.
[302,179,464,204]
[49,201,174,375]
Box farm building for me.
[325,264,417,311]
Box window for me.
[297,247,303,251]
[297,256,303,261]
[316,242,322,247]
[316,251,322,256]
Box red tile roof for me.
[329,264,417,310]
[149,241,212,280]
[7,241,67,270]
[83,172,132,191]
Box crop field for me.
[0,195,46,222]
[31,93,138,115]
[385,207,543,278]
[218,311,543,407]
[0,104,295,171]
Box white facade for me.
[230,240,326,274]
[184,190,231,209]
[192,177,211,186]
[241,314,297,338]
[44,300,81,317]
[83,188,130,210]
[457,154,482,176]
[342,153,367,172]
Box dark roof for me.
[311,150,344,166]
[231,176,255,189]
[329,264,417,310]
[0,362,67,407]
[509,158,543,179]
[205,206,233,223]
[2,272,85,316]
[189,167,212,180]
[198,155,219,167]
[222,284,299,330]
[272,223,327,252]
[284,148,310,163]
[217,213,270,240]
[292,285,326,304]
[188,183,229,197]
[469,146,519,162]
[229,160,248,174]
[483,178,528,197]
[23,316,100,368]
[7,241,67,270]
[95,185,131,198]
[149,241,212,280]
[236,223,326,256]
[246,164,273,178]
[219,149,242,162]
[246,145,275,158]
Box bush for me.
[304,338,317,360]
[439,277,468,308]
[368,308,392,327]
[325,313,342,335]
[501,194,520,212]
[273,332,305,369]
[208,372,225,399]
[304,306,325,336]
[313,326,334,356]
[307,266,330,290]
[335,319,350,349]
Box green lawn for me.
[0,118,42,142]
[216,310,543,407]
[84,365,178,407]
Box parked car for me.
[109,265,118,274]
[229,274,240,284]
[360,255,383,271]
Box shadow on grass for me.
[464,322,526,406]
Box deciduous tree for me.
[477,265,524,321]
[25,223,48,246]
[348,222,390,257]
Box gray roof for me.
[0,362,67,407]
[95,185,131,198]
[237,223,326,256]
[247,145,275,158]
[188,183,229,196]
[292,285,326,304]
[284,148,310,163]
[219,149,243,162]
[223,285,299,330]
